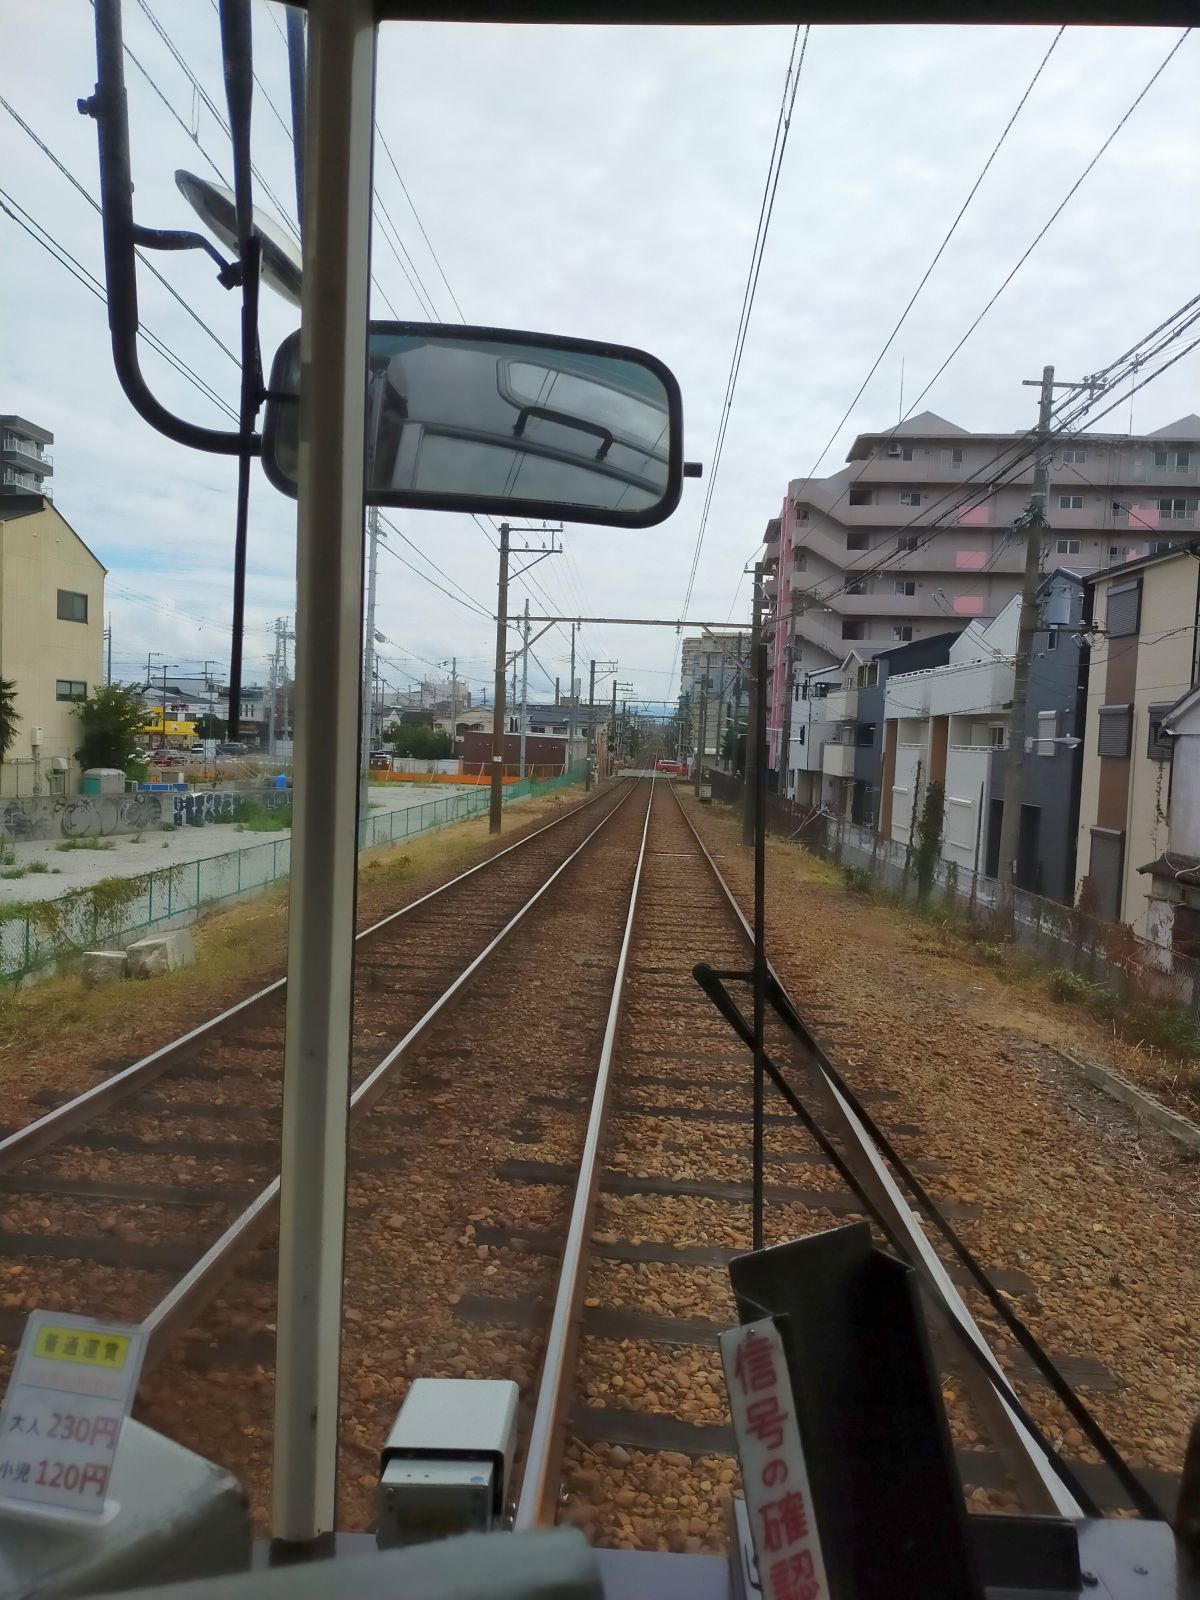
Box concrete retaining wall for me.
[0,787,290,842]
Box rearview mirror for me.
[262,323,684,528]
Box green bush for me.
[231,798,292,832]
[1047,969,1097,1004]
[28,860,49,873]
[56,837,115,852]
[841,864,874,897]
[0,867,26,880]
[1127,1004,1200,1059]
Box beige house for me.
[1075,545,1198,936]
[0,495,106,796]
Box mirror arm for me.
[81,0,258,456]
[684,461,704,478]
[512,403,614,461]
[129,224,240,286]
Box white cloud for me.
[1,7,1195,713]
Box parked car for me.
[149,748,184,767]
[216,741,248,757]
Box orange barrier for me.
[371,766,568,786]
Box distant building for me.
[1,416,53,500]
[763,411,1200,779]
[1076,546,1200,932]
[882,569,1087,904]
[0,495,105,795]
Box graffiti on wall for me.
[0,788,290,843]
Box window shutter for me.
[1105,581,1140,638]
[1097,705,1132,759]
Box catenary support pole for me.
[751,630,768,1251]
[997,366,1055,894]
[489,523,510,833]
[568,622,576,771]
[271,0,375,1549]
[586,659,596,791]
[359,503,380,813]
[742,564,764,846]
[519,598,530,779]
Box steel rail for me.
[667,780,1082,1518]
[140,780,641,1369]
[0,779,625,1176]
[515,777,657,1528]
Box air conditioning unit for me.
[887,443,903,457]
[50,757,69,772]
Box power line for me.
[375,126,468,323]
[133,0,301,240]
[737,28,1192,625]
[1,95,241,369]
[376,514,494,619]
[679,24,811,635]
[375,532,494,620]
[791,27,1064,494]
[0,187,240,423]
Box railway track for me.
[0,773,1177,1552]
[0,779,632,1379]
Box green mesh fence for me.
[0,763,587,984]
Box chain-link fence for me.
[701,767,1200,1022]
[1,764,587,986]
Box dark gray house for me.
[983,569,1088,901]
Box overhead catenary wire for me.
[1,95,241,369]
[732,28,1193,627]
[678,24,811,646]
[792,26,1066,495]
[0,187,240,423]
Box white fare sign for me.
[720,1316,831,1600]
[0,1310,146,1519]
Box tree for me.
[73,683,147,772]
[912,778,946,904]
[384,723,452,760]
[195,712,225,740]
[0,677,19,763]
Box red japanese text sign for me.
[0,1310,145,1519]
[720,1316,831,1600]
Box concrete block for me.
[126,928,196,979]
[81,950,128,988]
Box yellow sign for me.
[33,1326,130,1369]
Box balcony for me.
[929,658,1013,718]
[1,436,52,469]
[823,686,859,720]
[822,739,857,779]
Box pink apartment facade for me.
[762,410,1200,776]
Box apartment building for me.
[882,570,1087,904]
[1076,545,1200,934]
[0,416,53,500]
[788,631,960,821]
[680,633,748,766]
[0,494,105,795]
[763,410,1200,778]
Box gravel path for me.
[681,792,1200,1506]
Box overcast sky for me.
[2,7,1197,713]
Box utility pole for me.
[742,563,764,846]
[586,659,597,791]
[568,622,576,772]
[518,599,531,779]
[450,655,457,757]
[997,365,1092,892]
[360,505,381,819]
[694,676,707,797]
[267,620,279,758]
[104,619,113,684]
[489,523,511,833]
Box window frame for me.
[56,589,88,624]
[891,624,914,643]
[894,579,916,596]
[55,679,87,702]
[1097,703,1133,759]
[898,490,922,507]
[1057,493,1084,511]
[1055,538,1081,555]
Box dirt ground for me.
[682,793,1200,1494]
[0,787,584,1134]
